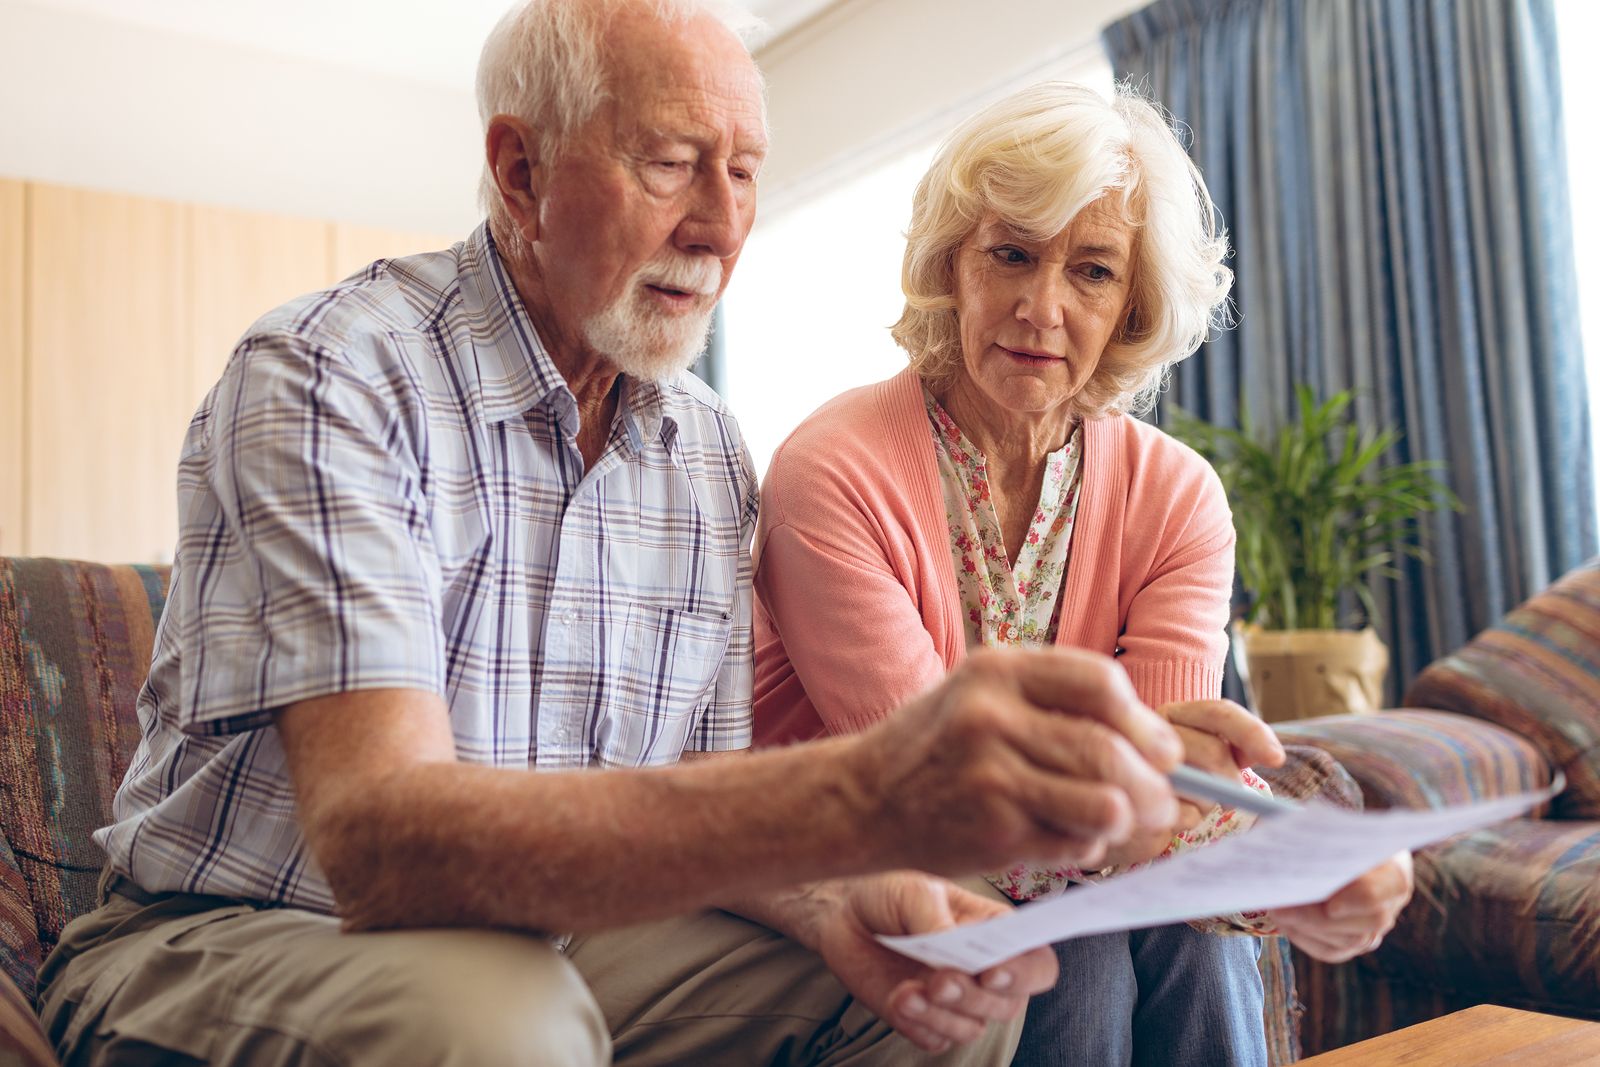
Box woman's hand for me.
[1271,852,1414,962]
[1163,699,1286,779]
[1165,698,1284,825]
[1100,700,1286,868]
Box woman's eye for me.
[992,246,1029,265]
[1085,264,1114,281]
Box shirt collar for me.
[620,375,675,453]
[454,223,566,423]
[456,222,679,452]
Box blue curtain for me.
[1104,0,1597,700]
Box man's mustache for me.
[636,255,720,298]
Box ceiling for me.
[17,0,842,92]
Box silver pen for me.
[1168,763,1300,819]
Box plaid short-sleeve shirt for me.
[96,224,758,912]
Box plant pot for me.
[1233,625,1389,723]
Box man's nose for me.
[675,170,746,260]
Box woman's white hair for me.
[475,0,766,232]
[892,81,1233,419]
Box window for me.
[722,145,936,476]
[1557,0,1600,522]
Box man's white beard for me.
[582,255,720,383]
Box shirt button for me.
[563,609,579,625]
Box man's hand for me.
[812,873,1056,1054]
[1271,852,1414,962]
[850,647,1183,877]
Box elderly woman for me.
[752,82,1412,1066]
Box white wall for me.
[754,0,1149,215]
[0,0,1149,235]
[723,143,938,475]
[0,0,482,233]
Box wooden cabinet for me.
[332,223,457,280]
[189,205,336,408]
[27,186,192,564]
[0,181,22,556]
[11,180,454,562]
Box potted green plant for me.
[1167,385,1460,722]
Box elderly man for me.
[33,2,1196,1065]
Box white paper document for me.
[879,785,1557,973]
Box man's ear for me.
[486,115,545,244]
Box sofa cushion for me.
[1405,559,1600,818]
[0,965,55,1067]
[1370,816,1600,1016]
[1275,710,1555,813]
[0,559,168,1004]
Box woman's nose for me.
[1015,272,1066,330]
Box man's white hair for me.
[475,0,766,235]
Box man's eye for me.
[656,160,692,171]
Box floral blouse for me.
[925,390,1273,935]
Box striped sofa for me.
[0,559,168,1067]
[2,556,1594,1065]
[1276,558,1600,1056]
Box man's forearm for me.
[284,647,1189,941]
[715,878,862,953]
[681,750,855,950]
[315,740,889,934]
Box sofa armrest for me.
[1273,710,1555,813]
[0,833,41,1005]
[1256,745,1363,809]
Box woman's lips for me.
[1001,346,1059,366]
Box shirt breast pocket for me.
[598,602,733,767]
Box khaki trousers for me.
[36,876,1022,1067]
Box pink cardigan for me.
[752,367,1236,745]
